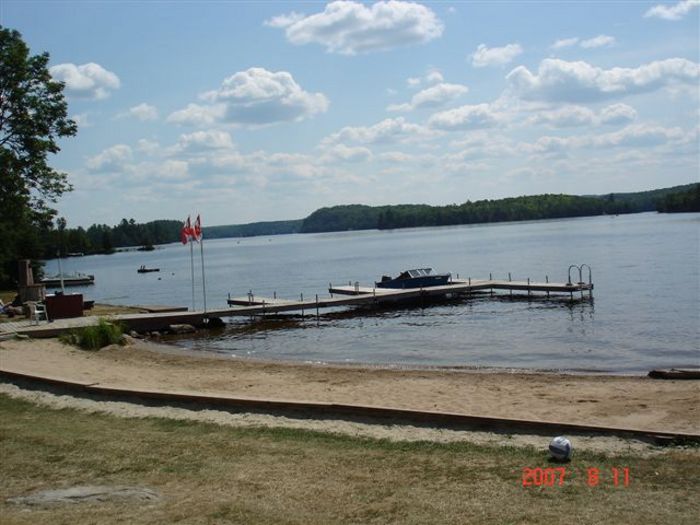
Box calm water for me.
[45,212,700,373]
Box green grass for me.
[0,394,698,524]
[59,318,124,350]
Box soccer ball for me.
[548,436,573,461]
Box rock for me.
[129,330,141,338]
[7,485,160,506]
[13,334,29,340]
[167,323,196,334]
[202,316,225,328]
[150,331,161,337]
[121,334,138,346]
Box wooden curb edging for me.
[1,369,698,444]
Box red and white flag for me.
[181,216,193,244]
[193,214,202,242]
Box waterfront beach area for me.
[1,337,697,440]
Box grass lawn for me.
[0,394,698,524]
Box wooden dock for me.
[2,272,593,338]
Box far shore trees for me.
[0,27,77,286]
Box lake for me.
[44,212,700,373]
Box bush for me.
[60,318,124,350]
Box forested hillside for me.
[300,184,698,233]
[38,183,698,260]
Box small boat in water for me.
[40,272,95,287]
[376,268,451,289]
[137,265,160,273]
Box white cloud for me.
[49,62,120,99]
[425,70,444,84]
[528,106,596,127]
[124,103,158,121]
[137,139,160,155]
[599,103,637,125]
[550,35,615,50]
[149,160,190,181]
[320,144,373,163]
[551,37,579,49]
[471,43,523,67]
[86,144,132,172]
[198,67,329,125]
[387,82,468,112]
[71,113,91,128]
[506,58,700,103]
[407,76,422,87]
[265,0,444,55]
[323,117,435,144]
[428,104,503,130]
[173,130,235,153]
[580,34,616,49]
[592,124,684,148]
[166,103,223,127]
[405,69,443,88]
[526,103,637,128]
[523,124,685,154]
[644,0,699,20]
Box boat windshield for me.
[407,268,432,277]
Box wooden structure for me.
[3,267,594,338]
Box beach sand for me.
[1,337,697,436]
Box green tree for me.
[0,27,77,285]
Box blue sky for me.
[3,1,699,228]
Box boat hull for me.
[375,274,451,289]
[40,277,94,287]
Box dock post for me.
[329,282,333,298]
[546,275,549,299]
[508,273,512,298]
[527,278,531,298]
[262,300,266,317]
[355,281,359,294]
[273,291,277,299]
[315,294,319,321]
[489,272,493,296]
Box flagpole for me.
[189,241,196,311]
[200,237,207,313]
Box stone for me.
[7,485,160,506]
[167,323,196,334]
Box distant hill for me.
[299,183,699,233]
[44,183,698,257]
[203,219,303,239]
[656,184,700,213]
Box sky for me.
[2,1,699,228]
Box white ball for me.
[549,436,573,461]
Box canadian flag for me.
[193,214,202,242]
[181,216,193,244]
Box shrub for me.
[60,318,124,350]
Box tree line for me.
[43,219,184,258]
[656,184,700,213]
[299,184,699,233]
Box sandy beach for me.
[1,337,698,435]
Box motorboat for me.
[137,265,160,273]
[375,268,451,289]
[40,272,95,287]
